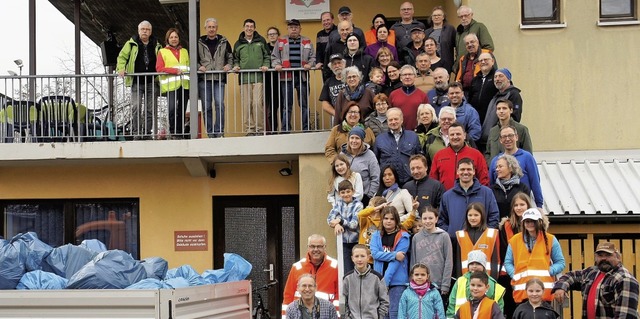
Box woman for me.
[492,154,532,219]
[157,28,190,139]
[364,25,399,62]
[325,102,376,162]
[382,61,402,96]
[365,14,396,47]
[333,66,375,126]
[376,47,394,69]
[424,6,456,73]
[377,165,415,224]
[364,93,390,137]
[341,127,380,206]
[343,33,374,83]
[415,103,438,147]
[264,26,281,132]
[424,37,443,71]
[423,106,456,161]
[504,208,565,305]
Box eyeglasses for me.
[478,58,492,62]
[346,75,359,80]
[299,284,316,289]
[440,117,454,122]
[431,14,443,17]
[500,133,516,140]
[347,110,360,114]
[400,73,414,77]
[267,33,279,36]
[458,13,471,18]
[401,8,413,11]
[375,102,388,106]
[308,245,325,250]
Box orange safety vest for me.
[456,228,497,274]
[457,296,495,319]
[508,232,555,303]
[499,221,517,275]
[281,254,339,315]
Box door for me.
[213,195,299,319]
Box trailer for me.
[0,280,251,319]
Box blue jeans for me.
[279,79,309,132]
[198,80,225,136]
[387,285,406,319]
[342,242,356,275]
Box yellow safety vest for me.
[158,47,190,93]
[454,276,506,314]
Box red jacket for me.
[281,253,339,315]
[430,145,489,190]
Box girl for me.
[512,278,560,319]
[397,263,446,319]
[410,207,453,297]
[327,154,363,205]
[370,207,410,319]
[377,166,415,226]
[455,203,499,279]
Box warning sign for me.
[174,230,208,251]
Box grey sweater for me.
[342,266,389,319]
[410,227,454,293]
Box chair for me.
[0,100,39,143]
[38,95,77,142]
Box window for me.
[521,0,561,25]
[1,199,139,258]
[600,0,637,21]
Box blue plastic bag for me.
[0,234,28,289]
[19,232,53,272]
[126,278,170,290]
[79,239,107,253]
[202,253,252,284]
[67,250,147,289]
[141,257,168,280]
[164,277,191,288]
[17,270,68,290]
[42,244,98,279]
[165,265,206,286]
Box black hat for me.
[410,26,425,33]
[338,6,351,14]
[329,53,344,61]
[287,19,301,26]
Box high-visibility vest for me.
[456,228,497,273]
[158,48,190,93]
[281,256,340,316]
[508,232,556,303]
[457,296,494,319]
[453,275,506,315]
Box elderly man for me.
[319,53,346,117]
[553,242,639,319]
[455,5,494,62]
[373,108,421,185]
[481,68,523,143]
[414,53,435,93]
[323,20,352,79]
[448,82,481,142]
[116,20,162,138]
[197,18,233,138]
[489,125,543,207]
[427,67,451,115]
[485,99,532,163]
[328,6,365,47]
[455,33,491,93]
[392,2,426,49]
[282,234,339,316]
[403,154,445,212]
[468,52,497,126]
[389,65,428,130]
[430,122,489,190]
[399,26,426,67]
[285,274,339,319]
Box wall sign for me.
[175,230,208,251]
[286,0,330,21]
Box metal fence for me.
[0,68,330,142]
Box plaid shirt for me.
[327,199,362,244]
[285,298,338,319]
[552,264,639,319]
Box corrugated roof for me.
[537,150,640,216]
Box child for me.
[455,271,505,319]
[512,278,560,319]
[327,180,362,274]
[358,196,387,248]
[370,206,410,319]
[455,202,499,279]
[365,67,385,95]
[398,263,446,319]
[327,154,364,205]
[343,244,389,319]
[410,207,453,298]
[447,250,506,318]
[411,218,423,235]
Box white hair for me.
[439,106,456,120]
[138,20,152,30]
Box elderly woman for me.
[423,106,456,161]
[424,37,444,71]
[157,28,190,139]
[333,66,375,126]
[415,103,438,146]
[341,126,380,206]
[491,154,532,219]
[325,101,376,163]
[364,93,390,137]
[364,25,399,62]
[382,61,402,96]
[365,14,396,46]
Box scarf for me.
[382,183,398,197]
[343,83,365,101]
[341,120,364,133]
[410,280,430,297]
[496,175,520,193]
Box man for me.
[319,53,346,117]
[116,20,162,138]
[447,82,481,142]
[233,19,270,136]
[489,126,543,208]
[481,68,523,144]
[438,157,499,247]
[316,11,337,75]
[391,2,426,50]
[455,33,491,93]
[553,242,639,319]
[197,18,233,138]
[282,234,339,316]
[430,122,489,190]
[328,7,365,48]
[467,52,497,126]
[403,154,445,212]
[285,274,339,319]
[373,108,421,185]
[427,67,451,115]
[414,53,435,93]
[398,26,426,67]
[323,20,351,84]
[455,5,494,63]
[485,99,532,163]
[272,19,316,132]
[389,65,428,130]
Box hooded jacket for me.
[341,143,381,198]
[398,283,446,319]
[453,100,482,142]
[344,48,375,83]
[468,67,498,124]
[232,31,270,84]
[489,148,543,208]
[116,35,162,87]
[439,178,500,237]
[481,85,523,142]
[410,227,453,293]
[343,265,389,319]
[370,230,410,287]
[197,34,233,82]
[455,19,494,63]
[512,301,560,319]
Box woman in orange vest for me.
[157,28,190,139]
[504,208,565,305]
[455,202,499,280]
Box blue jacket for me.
[438,179,500,238]
[489,149,543,208]
[454,100,482,142]
[397,285,446,319]
[373,129,421,185]
[370,230,410,287]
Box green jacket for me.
[116,35,162,87]
[232,31,270,84]
[447,272,505,318]
[454,20,494,72]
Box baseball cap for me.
[287,19,301,26]
[338,6,351,14]
[521,208,542,221]
[329,53,344,61]
[595,242,617,254]
[410,26,425,33]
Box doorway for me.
[213,195,299,319]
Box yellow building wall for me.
[299,154,336,256]
[468,0,640,151]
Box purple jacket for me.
[364,42,399,62]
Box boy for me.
[455,271,505,319]
[343,244,389,319]
[447,250,505,318]
[327,180,363,273]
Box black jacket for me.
[468,68,498,124]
